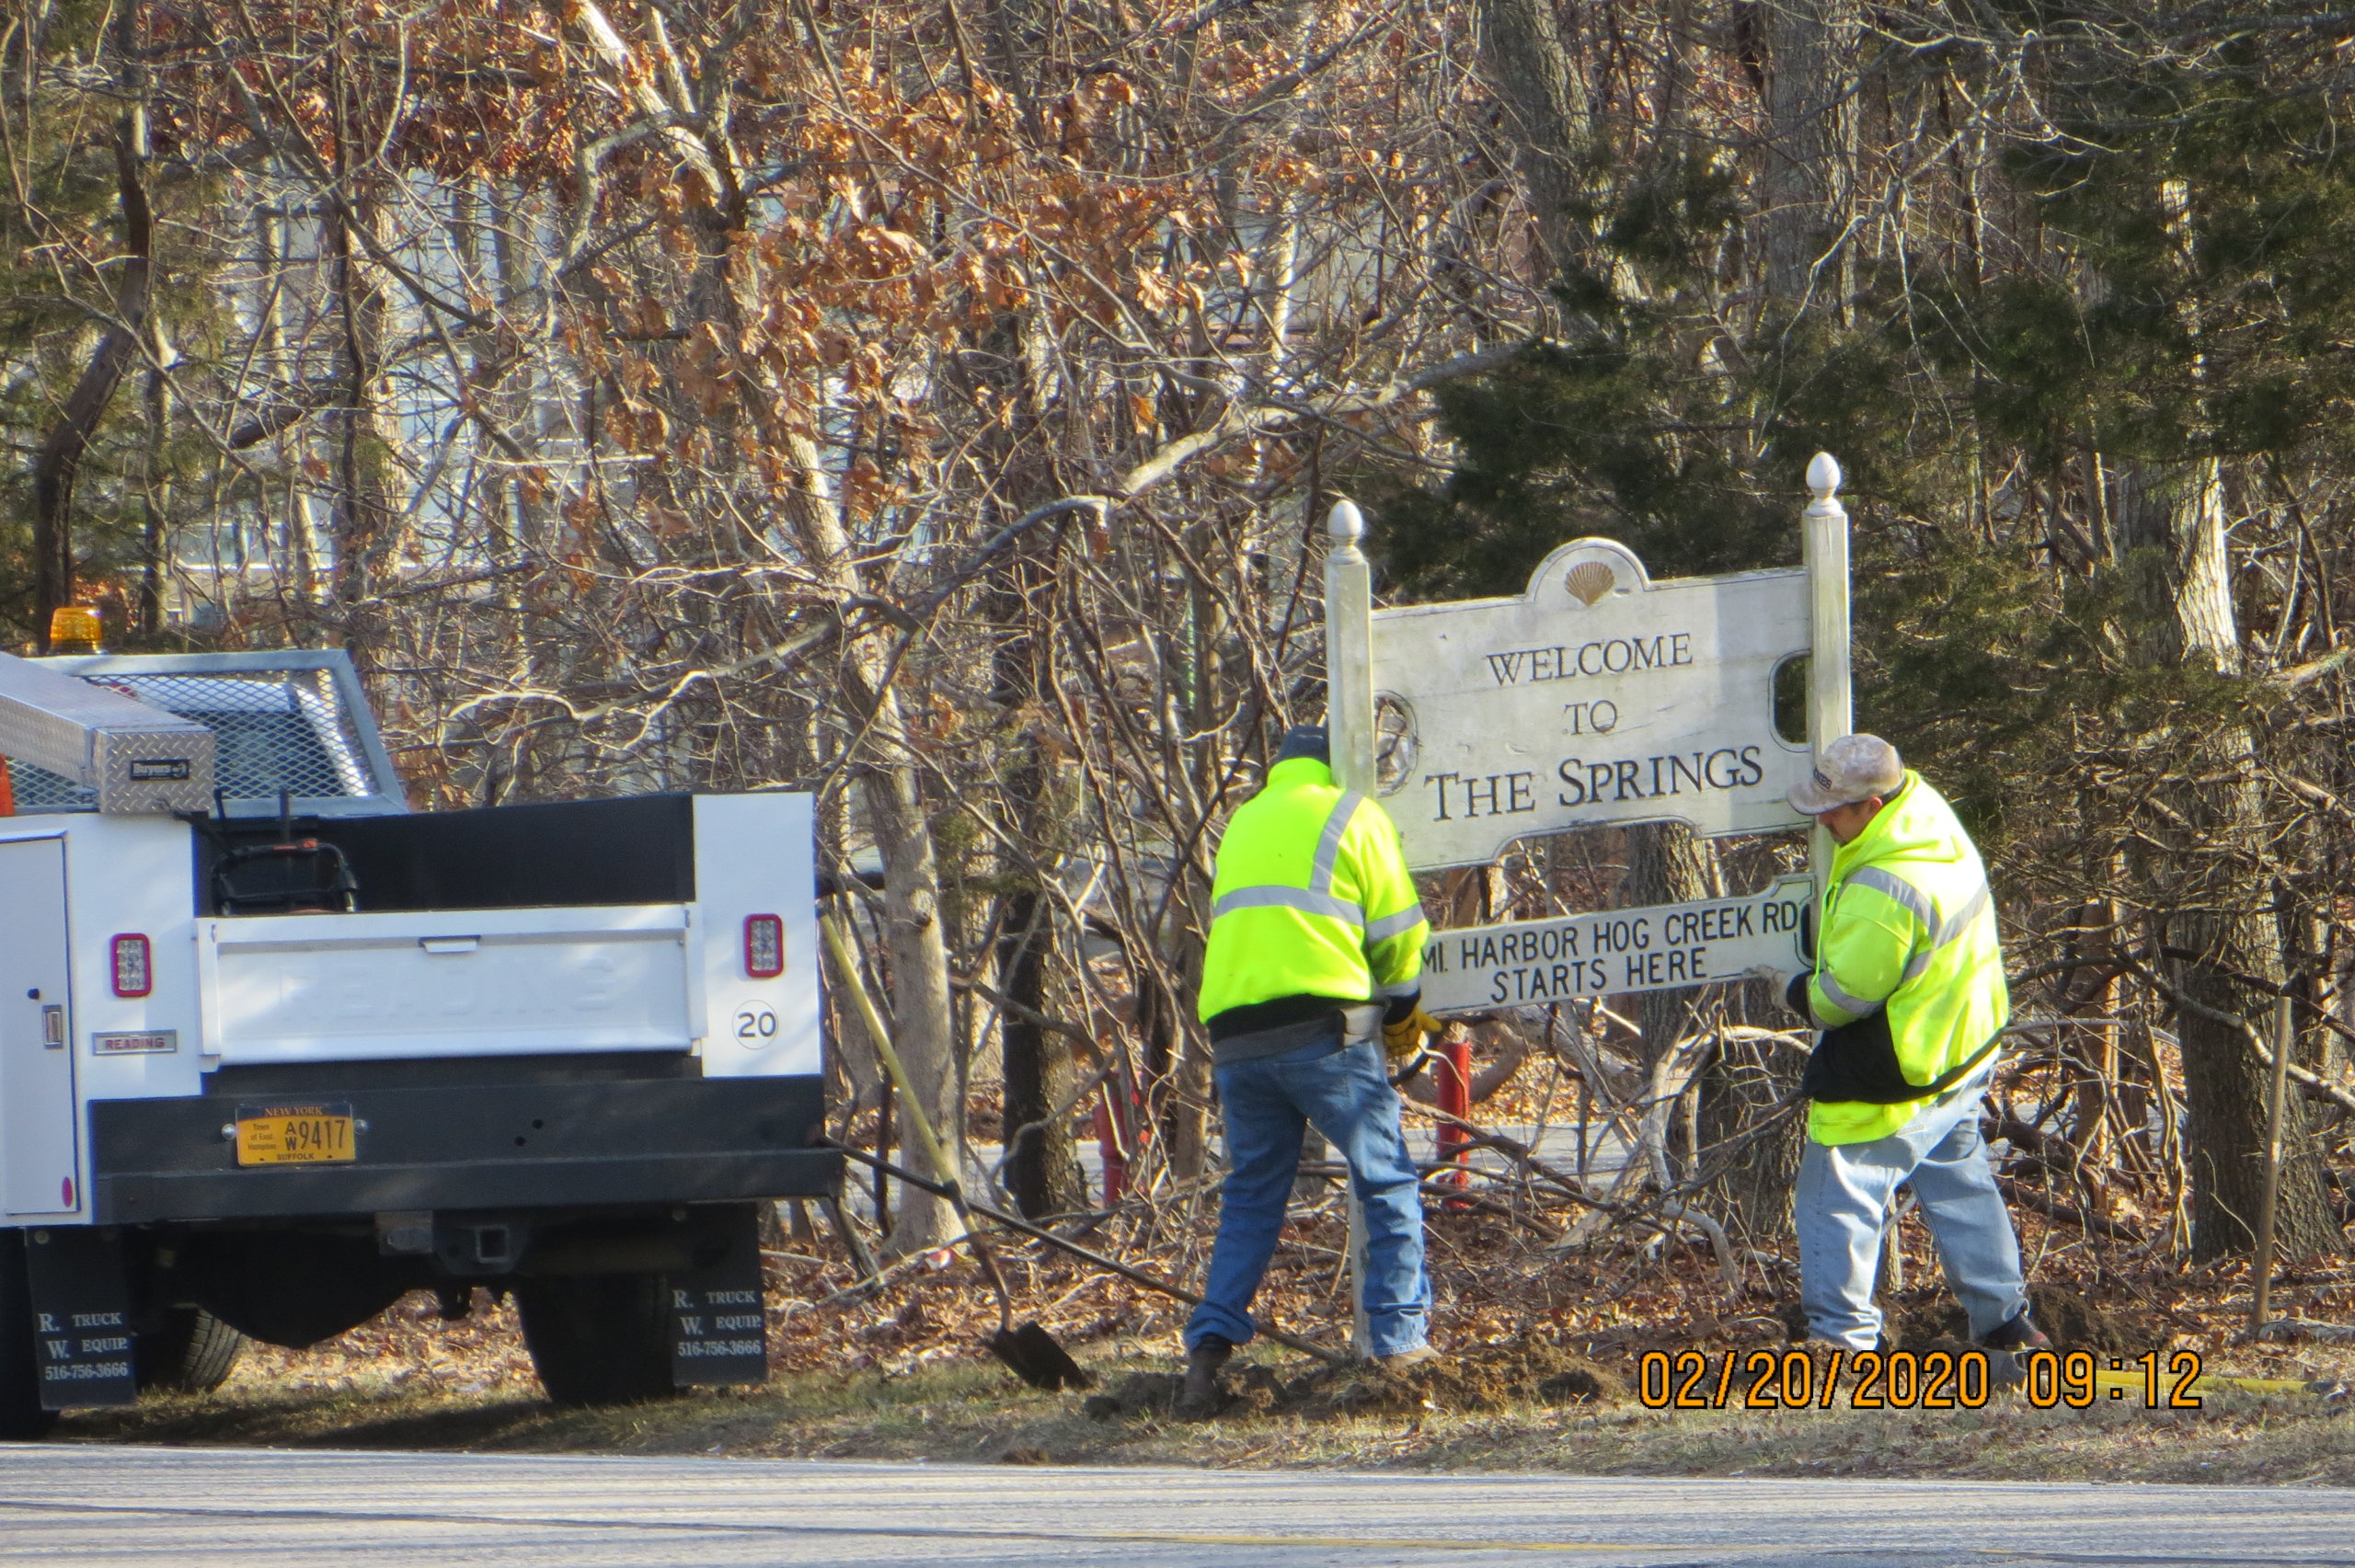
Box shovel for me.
[820,911,1093,1391]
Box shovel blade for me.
[990,1322,1094,1391]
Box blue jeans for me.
[1796,1075,2028,1349]
[1185,1036,1430,1357]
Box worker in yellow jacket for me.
[1785,733,2048,1354]
[1180,725,1437,1414]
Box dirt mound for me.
[1890,1283,2136,1352]
[1079,1363,1292,1420]
[1081,1343,1623,1423]
[2020,1285,2136,1352]
[1289,1343,1623,1417]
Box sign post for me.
[1801,453,1854,898]
[1324,499,1376,1357]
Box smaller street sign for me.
[1418,875,1812,1015]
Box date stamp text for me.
[1636,1348,2205,1410]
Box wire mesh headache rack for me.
[7,655,399,816]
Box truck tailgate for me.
[199,905,701,1062]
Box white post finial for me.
[1807,452,1842,499]
[1327,498,1365,546]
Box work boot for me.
[1176,1336,1232,1419]
[1979,1310,2051,1390]
[1980,1310,2052,1354]
[1374,1345,1441,1372]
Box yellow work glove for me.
[1382,1006,1442,1062]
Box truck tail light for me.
[743,915,785,979]
[110,933,153,997]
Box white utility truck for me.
[0,647,836,1436]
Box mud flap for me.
[668,1203,768,1389]
[22,1228,136,1408]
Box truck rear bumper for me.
[88,1075,838,1223]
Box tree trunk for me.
[1473,0,1591,281]
[1759,0,1861,314]
[324,40,399,675]
[998,885,1088,1218]
[963,292,1088,1219]
[1626,821,1732,1187]
[992,545,1087,1219]
[2111,457,2340,1260]
[1698,996,1805,1245]
[585,10,965,1249]
[857,757,966,1253]
[31,117,152,645]
[136,328,171,635]
[775,432,963,1255]
[1626,821,1717,1075]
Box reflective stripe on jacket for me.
[1197,757,1430,1024]
[1805,771,2009,1145]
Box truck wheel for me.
[0,1232,59,1440]
[514,1274,672,1406]
[135,1308,247,1395]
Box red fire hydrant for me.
[1094,1094,1128,1205]
[1432,1031,1473,1196]
[1096,1083,1148,1206]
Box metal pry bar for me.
[0,650,216,815]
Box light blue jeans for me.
[1796,1076,2028,1349]
[1185,1036,1431,1357]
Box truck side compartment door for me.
[0,838,78,1215]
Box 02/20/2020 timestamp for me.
[1637,1348,2205,1411]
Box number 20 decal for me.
[732,1001,780,1046]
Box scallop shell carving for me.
[1564,560,1616,607]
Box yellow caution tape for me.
[2084,1367,2332,1402]
[2160,1372,2326,1397]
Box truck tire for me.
[0,1232,59,1440]
[515,1274,673,1406]
[135,1308,246,1395]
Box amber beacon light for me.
[110,933,153,998]
[742,914,785,979]
[49,605,102,655]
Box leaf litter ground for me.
[60,1193,2355,1484]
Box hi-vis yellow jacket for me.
[1804,771,2009,1144]
[1198,758,1430,1030]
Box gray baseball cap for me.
[1789,733,1903,815]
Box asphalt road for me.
[1,1445,2350,1566]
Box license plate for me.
[235,1104,357,1166]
